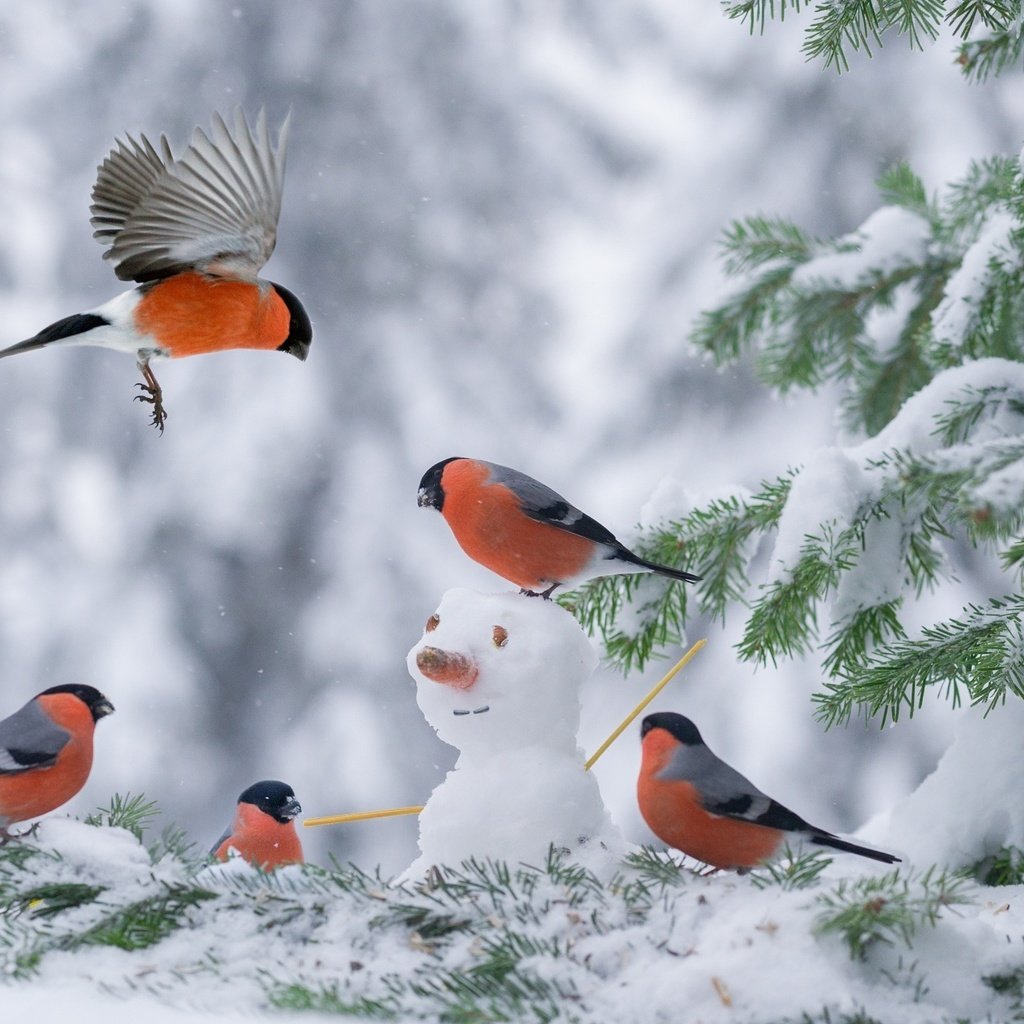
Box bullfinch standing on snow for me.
[0,684,115,839]
[417,457,702,597]
[637,712,899,871]
[211,780,303,870]
[0,109,311,432]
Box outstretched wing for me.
[90,108,290,283]
[0,700,70,775]
[485,462,619,546]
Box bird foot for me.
[134,361,168,434]
[519,584,559,601]
[0,822,39,845]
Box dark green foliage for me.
[269,983,400,1019]
[750,848,834,890]
[569,154,1024,728]
[9,882,106,919]
[782,1009,885,1024]
[815,595,1024,724]
[620,846,691,888]
[982,966,1024,1020]
[972,844,1024,885]
[59,884,217,952]
[84,792,160,840]
[815,867,972,959]
[722,0,1020,77]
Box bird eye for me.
[426,613,440,633]
[492,626,509,648]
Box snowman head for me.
[407,588,598,757]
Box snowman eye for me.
[426,613,440,633]
[492,625,509,648]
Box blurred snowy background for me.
[0,0,1020,875]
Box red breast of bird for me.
[437,458,597,592]
[0,692,99,827]
[638,724,782,870]
[214,802,303,870]
[130,272,294,358]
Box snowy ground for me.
[2,813,1023,1023]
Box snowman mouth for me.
[452,705,490,716]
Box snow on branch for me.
[571,360,1024,723]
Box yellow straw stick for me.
[304,637,707,828]
[304,805,424,827]
[584,637,707,770]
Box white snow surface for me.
[873,699,1024,867]
[790,206,932,291]
[933,210,1019,351]
[406,588,623,877]
[768,358,1024,601]
[3,816,1024,1022]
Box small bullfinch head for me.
[39,684,115,723]
[272,282,312,362]
[238,780,302,823]
[417,457,463,511]
[641,712,704,747]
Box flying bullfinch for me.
[211,780,303,870]
[0,684,114,839]
[637,713,899,872]
[0,108,311,432]
[417,457,702,598]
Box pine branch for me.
[723,0,806,35]
[61,884,217,952]
[814,866,972,959]
[802,1,887,72]
[739,525,861,665]
[941,155,1019,235]
[268,983,400,1019]
[84,792,160,840]
[815,595,1024,724]
[956,7,1024,80]
[720,215,818,274]
[8,882,106,920]
[721,0,1022,78]
[749,847,835,890]
[876,162,933,220]
[567,475,791,672]
[973,843,1024,885]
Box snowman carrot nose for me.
[416,646,479,689]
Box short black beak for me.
[281,798,302,821]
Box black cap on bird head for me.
[39,684,115,723]
[417,457,464,512]
[272,282,312,361]
[238,780,302,823]
[640,712,704,747]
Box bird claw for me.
[0,822,39,845]
[134,361,168,434]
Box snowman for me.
[404,588,624,878]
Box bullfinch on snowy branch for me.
[211,780,303,870]
[0,109,311,432]
[417,457,702,598]
[637,712,900,871]
[0,684,114,839]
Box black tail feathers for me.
[623,549,702,584]
[810,832,901,864]
[0,312,109,359]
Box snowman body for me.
[405,588,622,876]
